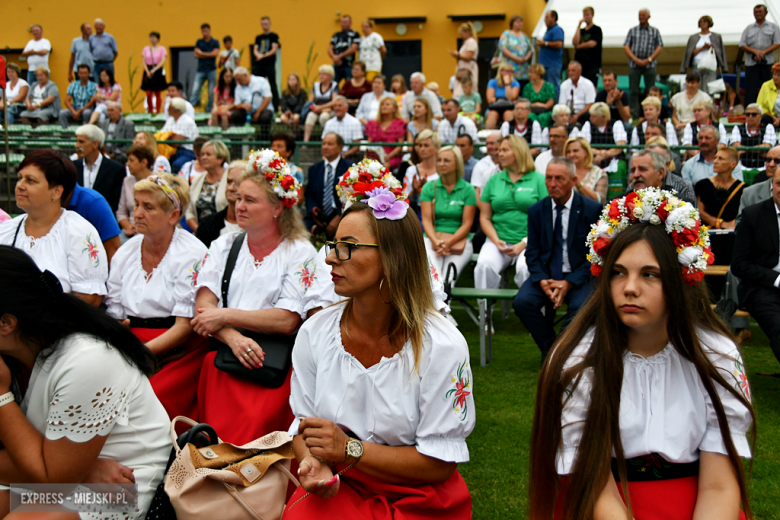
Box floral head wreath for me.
[337,159,409,220]
[245,149,301,207]
[586,187,714,285]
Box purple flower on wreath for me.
[366,187,408,220]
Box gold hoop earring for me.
[379,278,392,305]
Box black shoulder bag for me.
[212,233,295,388]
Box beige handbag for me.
[164,416,300,520]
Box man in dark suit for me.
[304,132,352,238]
[73,124,125,213]
[732,167,780,365]
[513,157,603,358]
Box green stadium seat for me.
[7,125,32,134]
[125,113,151,123]
[150,113,168,123]
[197,126,222,135]
[193,113,211,123]
[0,153,25,165]
[224,126,257,136]
[135,125,157,133]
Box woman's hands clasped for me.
[297,417,350,498]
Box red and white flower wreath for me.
[245,149,301,207]
[336,159,406,208]
[586,187,715,285]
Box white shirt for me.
[234,75,274,113]
[355,91,388,122]
[222,220,242,236]
[322,113,364,154]
[499,120,545,146]
[556,328,752,475]
[23,38,52,71]
[163,97,195,119]
[359,32,385,71]
[0,210,108,295]
[161,114,199,151]
[22,333,170,518]
[682,122,729,146]
[551,194,573,273]
[692,33,713,68]
[729,124,777,146]
[303,245,451,316]
[288,304,475,463]
[631,121,680,146]
[106,229,208,320]
[5,78,29,101]
[470,156,501,189]
[403,165,439,197]
[558,77,596,114]
[196,233,317,318]
[323,157,342,211]
[438,115,479,143]
[82,152,104,190]
[402,89,443,120]
[535,150,563,176]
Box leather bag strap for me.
[222,233,246,305]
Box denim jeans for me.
[26,71,38,86]
[93,62,115,83]
[5,104,24,124]
[628,66,656,119]
[334,65,353,85]
[190,69,217,112]
[544,66,562,101]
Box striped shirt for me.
[624,25,663,68]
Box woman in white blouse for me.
[191,151,316,445]
[284,197,475,518]
[0,150,107,306]
[0,245,170,519]
[529,217,754,519]
[106,173,209,421]
[1,63,30,124]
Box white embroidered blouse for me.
[557,328,753,475]
[21,334,171,519]
[105,228,208,319]
[288,304,475,463]
[0,210,108,295]
[303,245,451,315]
[196,232,318,318]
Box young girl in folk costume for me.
[530,188,754,520]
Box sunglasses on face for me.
[745,113,760,117]
[767,157,780,164]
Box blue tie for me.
[551,204,564,280]
[323,163,334,218]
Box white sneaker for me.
[446,314,458,327]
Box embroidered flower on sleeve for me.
[445,357,471,421]
[733,357,751,401]
[82,233,101,267]
[295,259,317,292]
[186,258,204,287]
[429,264,440,282]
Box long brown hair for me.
[529,223,755,520]
[340,202,435,371]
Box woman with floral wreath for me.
[284,173,475,519]
[529,187,754,520]
[105,173,209,421]
[190,150,317,445]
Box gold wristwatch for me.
[344,438,364,465]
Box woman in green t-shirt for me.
[476,134,547,291]
[421,146,477,284]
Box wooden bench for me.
[447,287,517,366]
[704,265,751,318]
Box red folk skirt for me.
[284,466,472,519]
[131,324,210,422]
[196,350,294,445]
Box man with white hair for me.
[558,61,596,125]
[730,103,777,169]
[163,81,195,119]
[401,72,443,121]
[162,98,200,172]
[322,96,364,158]
[90,18,118,81]
[231,66,274,126]
[99,101,136,163]
[72,124,126,212]
[624,8,663,118]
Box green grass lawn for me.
[454,287,780,518]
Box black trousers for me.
[253,64,280,109]
[745,64,772,106]
[743,286,780,364]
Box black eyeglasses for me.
[767,157,780,164]
[745,112,761,117]
[324,241,379,261]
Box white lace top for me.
[196,232,318,318]
[21,334,170,519]
[105,228,208,320]
[0,210,108,295]
[288,304,475,463]
[557,328,753,475]
[303,245,451,315]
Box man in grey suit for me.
[99,101,135,164]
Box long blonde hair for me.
[341,202,435,371]
[459,22,478,42]
[239,169,309,241]
[376,95,403,123]
[500,134,536,174]
[564,136,594,169]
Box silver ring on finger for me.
[243,353,249,358]
[246,348,253,353]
